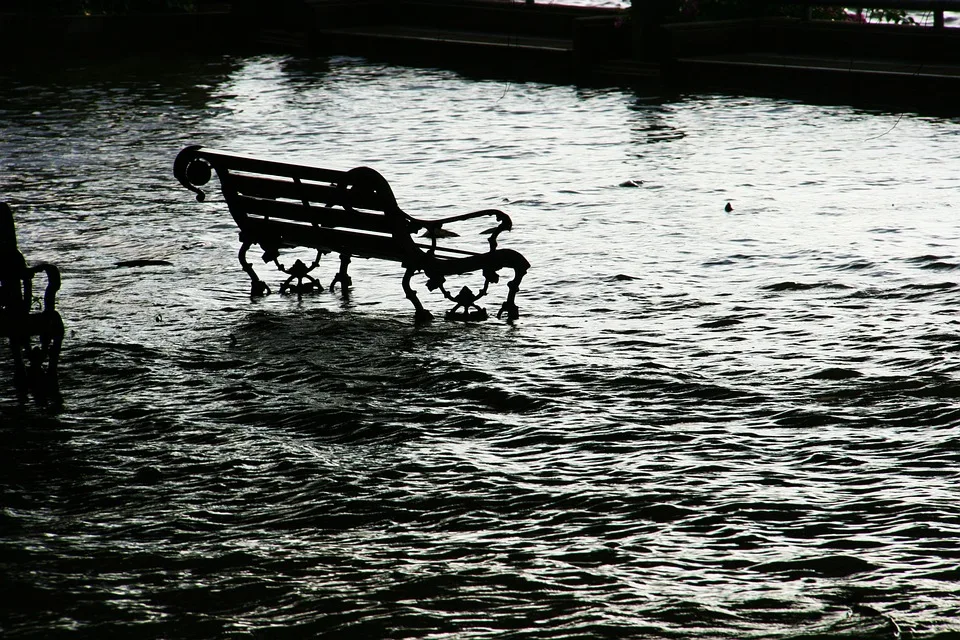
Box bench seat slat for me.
[233,195,397,236]
[247,218,400,261]
[245,218,482,263]
[225,174,387,212]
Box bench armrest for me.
[25,263,61,313]
[412,208,514,252]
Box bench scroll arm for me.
[174,145,213,202]
[25,263,61,314]
[417,209,513,252]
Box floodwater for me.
[2,52,959,639]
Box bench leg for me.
[329,254,353,292]
[42,312,64,401]
[6,313,64,406]
[443,284,489,322]
[497,263,529,322]
[278,258,323,298]
[402,267,433,323]
[238,242,270,297]
[8,336,28,401]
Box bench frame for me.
[0,203,64,404]
[174,146,530,322]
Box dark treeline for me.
[0,0,247,14]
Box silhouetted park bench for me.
[174,146,530,322]
[0,203,63,403]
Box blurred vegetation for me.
[860,6,917,23]
[628,0,916,25]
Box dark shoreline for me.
[3,0,960,115]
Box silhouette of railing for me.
[775,0,960,28]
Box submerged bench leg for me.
[278,258,323,298]
[8,337,28,401]
[6,311,63,404]
[43,313,63,399]
[497,262,529,322]
[330,253,352,292]
[402,267,433,323]
[238,242,270,297]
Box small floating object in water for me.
[806,367,863,380]
[700,317,742,329]
[115,259,173,268]
[134,466,163,484]
[619,179,643,188]
[724,202,733,212]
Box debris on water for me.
[115,259,173,268]
[725,202,733,212]
[619,179,643,188]
[134,466,163,484]
[806,367,863,380]
[700,317,743,328]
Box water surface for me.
[1,53,959,638]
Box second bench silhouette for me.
[0,202,64,403]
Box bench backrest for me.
[0,202,60,318]
[174,146,423,263]
[0,202,30,311]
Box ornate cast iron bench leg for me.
[497,278,524,321]
[238,241,270,297]
[402,267,433,323]
[276,252,323,298]
[444,284,489,322]
[434,274,490,322]
[24,308,63,403]
[497,259,529,322]
[8,337,28,401]
[330,253,352,292]
[43,313,64,400]
[24,264,64,403]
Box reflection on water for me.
[2,52,960,638]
